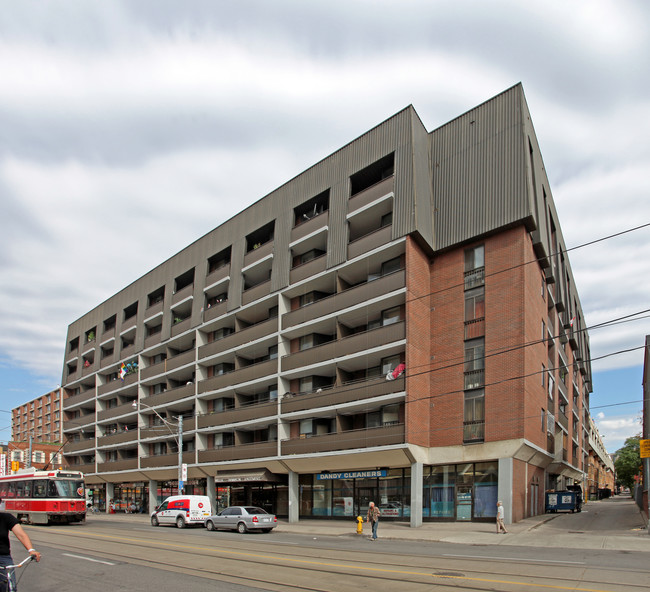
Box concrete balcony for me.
[171,317,191,337]
[348,176,394,215]
[198,401,278,428]
[97,402,137,422]
[172,283,194,306]
[281,376,404,414]
[203,300,228,322]
[63,389,96,410]
[282,270,405,330]
[281,423,404,455]
[290,210,329,244]
[205,263,230,287]
[198,318,277,360]
[347,225,392,260]
[100,351,118,368]
[281,322,405,372]
[289,255,327,285]
[98,372,137,396]
[198,359,276,394]
[140,450,194,468]
[243,240,273,268]
[141,382,195,408]
[68,462,96,474]
[96,431,138,447]
[97,459,138,472]
[197,440,278,463]
[64,439,96,453]
[242,279,271,306]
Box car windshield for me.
[244,507,267,514]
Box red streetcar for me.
[0,468,86,525]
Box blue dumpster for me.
[545,491,579,513]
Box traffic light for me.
[11,461,20,472]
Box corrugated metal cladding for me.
[430,84,531,251]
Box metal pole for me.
[178,415,183,494]
[27,434,33,469]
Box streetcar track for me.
[30,526,650,592]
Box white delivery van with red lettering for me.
[150,495,212,528]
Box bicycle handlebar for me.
[0,556,35,570]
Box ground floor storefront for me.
[86,459,513,523]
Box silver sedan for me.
[205,506,277,533]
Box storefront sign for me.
[317,470,387,480]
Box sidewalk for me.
[88,498,650,552]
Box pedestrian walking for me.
[366,501,380,540]
[0,503,41,590]
[496,500,508,533]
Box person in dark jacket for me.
[0,506,41,590]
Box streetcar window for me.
[33,480,47,498]
[0,483,7,498]
[47,479,86,498]
[6,483,15,498]
[14,482,25,498]
[23,481,32,497]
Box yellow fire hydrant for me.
[356,515,363,534]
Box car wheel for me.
[151,516,159,527]
[176,516,186,529]
[206,520,215,531]
[237,522,247,534]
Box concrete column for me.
[105,482,114,514]
[498,457,514,524]
[206,475,216,511]
[410,461,423,528]
[149,479,158,513]
[288,470,299,523]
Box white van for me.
[150,495,212,528]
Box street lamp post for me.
[132,401,185,493]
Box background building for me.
[61,84,592,524]
[586,415,615,500]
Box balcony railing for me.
[97,402,138,422]
[96,430,138,447]
[98,372,137,396]
[348,176,394,215]
[281,423,404,455]
[464,268,485,289]
[347,225,392,260]
[97,458,138,472]
[242,279,271,306]
[289,255,327,285]
[282,270,405,330]
[281,322,405,372]
[172,283,194,306]
[140,450,194,468]
[197,440,278,463]
[198,401,278,428]
[198,359,276,394]
[463,369,484,390]
[281,375,405,414]
[198,318,276,360]
[243,240,273,268]
[290,210,329,243]
[463,420,485,443]
[464,318,485,340]
[63,389,96,410]
[64,438,96,453]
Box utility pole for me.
[27,434,33,469]
[177,415,184,494]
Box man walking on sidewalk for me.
[496,501,508,534]
[367,501,380,540]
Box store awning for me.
[214,469,282,483]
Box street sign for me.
[640,439,650,458]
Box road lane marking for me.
[62,553,116,565]
[47,530,617,592]
[443,553,585,565]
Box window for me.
[541,408,545,431]
[381,306,401,326]
[464,390,485,443]
[464,245,485,289]
[174,269,195,293]
[147,287,165,307]
[464,288,485,322]
[69,337,79,353]
[294,190,329,226]
[464,338,485,389]
[85,327,96,343]
[103,315,116,332]
[246,221,275,252]
[381,256,401,276]
[207,246,231,274]
[123,302,138,322]
[350,153,394,196]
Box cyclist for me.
[0,503,41,590]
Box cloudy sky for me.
[1,0,648,453]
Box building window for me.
[464,338,485,389]
[464,287,485,322]
[463,390,485,443]
[464,245,485,289]
[381,306,402,326]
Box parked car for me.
[205,506,277,533]
[151,495,212,528]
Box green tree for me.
[614,435,641,490]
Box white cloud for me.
[595,413,643,452]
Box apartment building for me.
[61,84,592,524]
[586,415,615,499]
[12,388,64,446]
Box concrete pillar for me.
[149,479,158,513]
[105,482,114,514]
[410,461,423,528]
[498,457,514,524]
[206,475,216,511]
[288,470,299,523]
